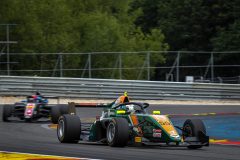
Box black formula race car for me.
[57,102,209,149]
[2,96,68,123]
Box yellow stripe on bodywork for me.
[151,115,178,137]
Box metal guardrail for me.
[0,76,240,100]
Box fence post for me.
[147,52,150,80]
[176,51,180,82]
[7,25,10,75]
[119,53,122,79]
[211,52,214,82]
[88,53,92,78]
[217,77,222,83]
[59,54,63,77]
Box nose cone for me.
[25,108,33,116]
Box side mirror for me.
[153,110,161,115]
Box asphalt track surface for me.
[0,104,240,160]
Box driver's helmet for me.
[35,91,41,95]
[31,91,41,102]
[113,92,130,108]
[126,104,135,113]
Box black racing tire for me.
[14,103,25,115]
[14,102,26,106]
[59,104,69,114]
[14,102,25,106]
[25,118,32,123]
[57,114,81,143]
[106,118,129,147]
[95,121,106,141]
[51,106,61,124]
[183,119,206,149]
[2,105,14,122]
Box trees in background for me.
[0,0,239,80]
[0,0,168,79]
[132,0,240,79]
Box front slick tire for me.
[183,119,206,149]
[107,118,129,147]
[25,118,32,122]
[57,114,81,143]
[2,105,13,122]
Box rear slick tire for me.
[59,104,69,114]
[51,106,61,124]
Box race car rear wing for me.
[26,96,59,99]
[68,102,110,108]
[42,96,58,99]
[67,102,110,115]
[24,96,60,104]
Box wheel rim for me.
[183,124,193,139]
[58,119,65,139]
[107,122,115,143]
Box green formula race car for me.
[57,102,209,149]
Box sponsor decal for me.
[152,115,179,137]
[135,137,142,143]
[153,129,162,138]
[153,133,162,138]
[152,115,171,126]
[25,109,33,116]
[153,129,162,133]
[27,106,34,109]
[26,103,34,108]
[24,103,35,116]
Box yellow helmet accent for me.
[124,91,128,96]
